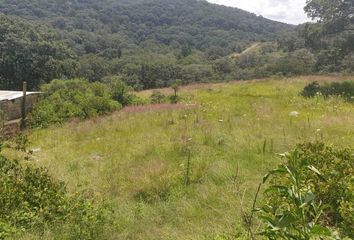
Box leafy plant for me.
[28,79,121,128]
[301,81,321,98]
[104,76,136,106]
[301,81,354,102]
[169,94,181,104]
[259,157,327,239]
[258,142,354,239]
[150,91,167,104]
[320,81,354,102]
[0,154,111,238]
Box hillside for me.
[0,0,297,91]
[0,0,291,54]
[4,75,354,239]
[1,0,351,93]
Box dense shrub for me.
[320,81,354,102]
[301,81,354,102]
[28,79,121,128]
[259,142,353,239]
[150,91,167,104]
[168,94,181,104]
[300,81,321,98]
[102,76,136,106]
[0,154,110,239]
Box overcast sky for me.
[207,0,312,25]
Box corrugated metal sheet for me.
[0,91,40,101]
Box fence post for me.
[21,81,27,129]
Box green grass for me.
[9,76,354,239]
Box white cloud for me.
[207,0,311,25]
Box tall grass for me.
[6,76,354,239]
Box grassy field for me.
[9,75,354,239]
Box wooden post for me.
[21,81,27,129]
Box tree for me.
[304,0,354,32]
[303,1,354,72]
[0,15,74,90]
[179,44,192,59]
[103,76,134,106]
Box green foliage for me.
[0,153,110,239]
[150,91,167,104]
[0,14,74,90]
[28,79,121,128]
[320,81,354,102]
[1,0,352,91]
[341,53,354,72]
[301,81,321,98]
[226,44,317,80]
[269,49,316,75]
[168,94,181,104]
[259,142,354,239]
[304,0,353,33]
[0,0,289,54]
[0,0,292,90]
[299,0,354,73]
[8,76,354,239]
[301,81,354,102]
[103,76,135,106]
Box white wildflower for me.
[31,148,41,153]
[289,111,299,117]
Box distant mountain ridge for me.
[0,0,297,91]
[0,0,292,53]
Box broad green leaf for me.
[310,225,331,236]
[278,214,296,228]
[304,192,315,204]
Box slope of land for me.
[6,75,353,239]
[0,0,294,91]
[0,0,291,53]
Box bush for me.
[320,81,354,102]
[150,91,167,104]
[103,76,137,106]
[168,94,181,104]
[300,81,321,98]
[28,79,121,128]
[0,154,110,239]
[301,81,354,102]
[268,49,315,76]
[258,142,353,239]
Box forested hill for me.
[0,0,295,90]
[0,0,291,54]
